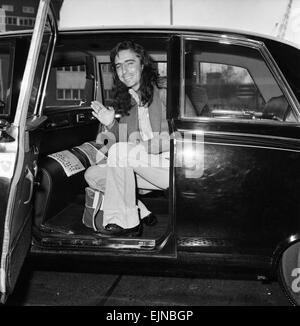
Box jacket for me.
[104,85,169,154]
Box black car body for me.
[0,0,300,305]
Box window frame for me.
[98,61,114,106]
[0,41,15,118]
[180,35,300,125]
[26,14,56,118]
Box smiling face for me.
[114,49,143,91]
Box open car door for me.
[0,0,57,303]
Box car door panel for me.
[39,108,99,156]
[0,0,57,303]
[175,121,300,255]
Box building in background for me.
[0,0,63,32]
[0,0,37,31]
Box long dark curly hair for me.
[110,40,159,115]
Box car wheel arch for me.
[272,235,300,306]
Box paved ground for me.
[6,261,291,306]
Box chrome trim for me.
[32,34,51,116]
[14,3,49,126]
[178,115,299,125]
[201,141,300,154]
[180,36,185,119]
[176,128,300,153]
[182,33,263,48]
[36,10,58,116]
[178,237,229,248]
[177,127,300,144]
[0,30,33,37]
[176,138,300,154]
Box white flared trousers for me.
[84,142,169,229]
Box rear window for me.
[184,39,297,123]
[44,64,88,108]
[44,35,168,113]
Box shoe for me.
[142,213,157,226]
[97,223,143,237]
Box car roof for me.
[1,25,299,51]
[57,25,300,50]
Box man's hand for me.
[91,101,115,127]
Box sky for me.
[59,0,300,47]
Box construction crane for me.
[277,0,293,39]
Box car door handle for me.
[181,191,197,199]
[48,119,69,128]
[24,167,34,205]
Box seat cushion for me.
[34,141,107,226]
[34,154,87,226]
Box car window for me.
[44,48,95,111]
[0,42,14,117]
[184,39,297,123]
[43,36,167,113]
[44,64,87,108]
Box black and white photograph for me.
[0,0,300,309]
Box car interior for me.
[32,34,171,249]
